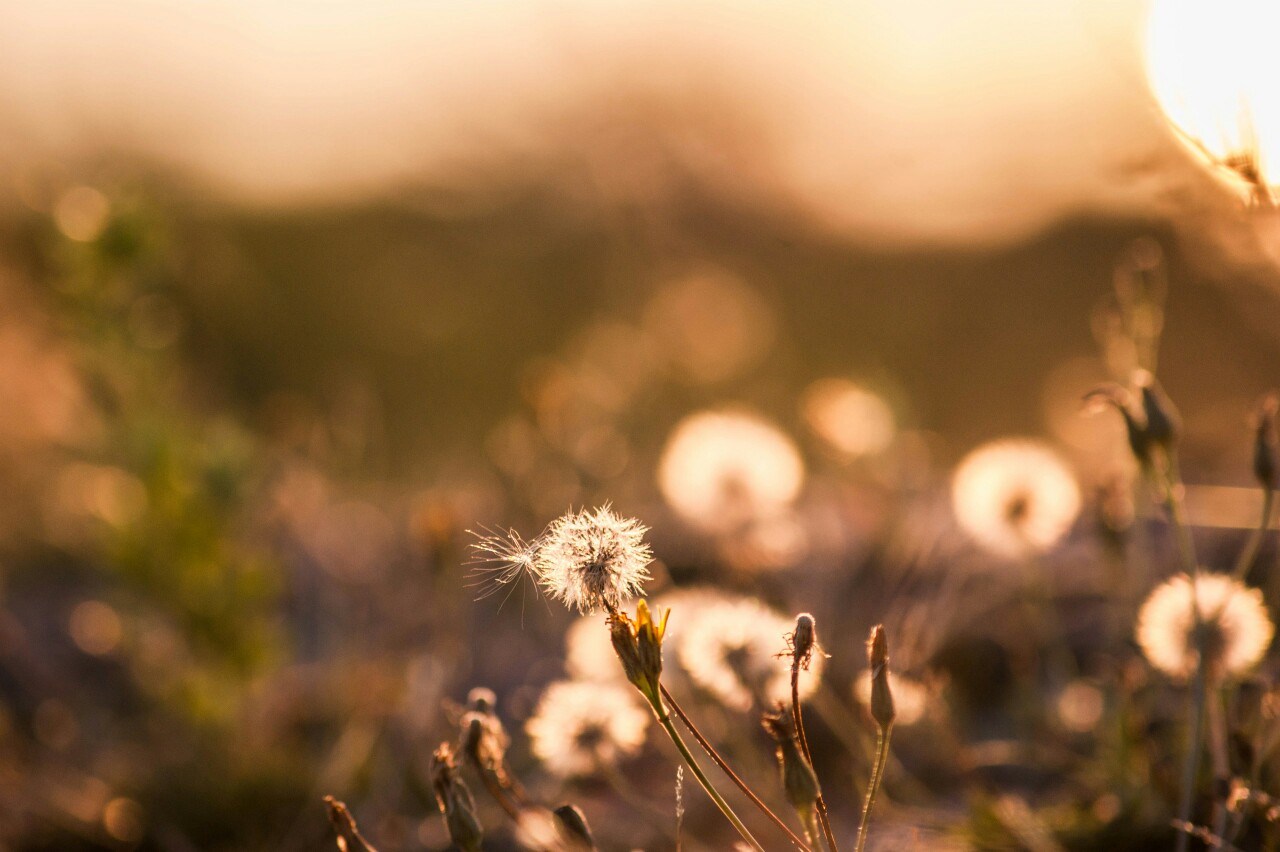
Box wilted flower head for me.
[951,439,1081,558]
[525,680,650,778]
[676,593,823,712]
[1136,573,1274,680]
[566,588,716,683]
[470,505,652,614]
[658,410,804,533]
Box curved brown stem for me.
[792,667,838,852]
[659,684,814,852]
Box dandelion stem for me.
[1232,487,1274,582]
[855,724,893,852]
[649,694,765,851]
[1176,656,1209,852]
[791,667,838,852]
[660,684,814,851]
[1209,685,1232,843]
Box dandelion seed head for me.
[536,505,652,614]
[658,410,804,533]
[676,593,822,712]
[1136,573,1274,680]
[854,670,929,727]
[525,680,650,778]
[951,439,1081,558]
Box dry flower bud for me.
[429,743,484,852]
[867,625,896,730]
[609,600,667,700]
[460,710,509,772]
[790,613,816,670]
[552,804,598,850]
[609,610,646,690]
[1086,385,1151,465]
[324,797,379,852]
[1254,394,1279,490]
[761,706,821,814]
[1135,370,1180,452]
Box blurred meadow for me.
[1,1,1280,850]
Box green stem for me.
[660,685,813,851]
[1232,488,1275,582]
[855,724,892,852]
[792,667,838,852]
[650,692,764,851]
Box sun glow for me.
[1145,0,1280,196]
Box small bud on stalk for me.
[1254,394,1278,491]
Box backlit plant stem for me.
[791,666,838,852]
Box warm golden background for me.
[0,1,1277,849]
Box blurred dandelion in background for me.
[676,592,823,712]
[658,410,805,534]
[802,378,897,461]
[1135,573,1274,680]
[950,438,1082,559]
[525,680,650,779]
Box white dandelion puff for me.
[468,506,652,614]
[525,680,650,778]
[536,505,652,614]
[951,438,1082,559]
[658,409,804,534]
[675,593,823,712]
[1136,573,1274,680]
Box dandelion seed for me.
[951,439,1082,558]
[525,680,650,778]
[676,593,823,712]
[537,505,652,614]
[466,526,543,603]
[1136,573,1274,680]
[658,410,804,533]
